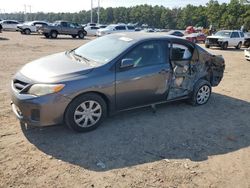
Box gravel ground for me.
[0,32,249,188]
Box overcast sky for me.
[0,0,230,13]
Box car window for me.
[122,41,167,68]
[10,21,18,24]
[115,26,126,30]
[231,32,240,38]
[61,22,68,27]
[174,31,183,37]
[34,22,45,26]
[127,26,135,30]
[240,32,244,38]
[215,31,231,37]
[171,44,192,60]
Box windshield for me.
[106,25,115,30]
[74,35,134,64]
[215,31,231,37]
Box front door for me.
[115,40,171,110]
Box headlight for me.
[28,84,65,96]
[218,39,224,42]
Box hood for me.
[98,28,111,32]
[207,35,227,39]
[19,52,94,83]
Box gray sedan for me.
[11,33,225,132]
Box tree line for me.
[0,0,249,30]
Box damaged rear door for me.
[167,42,197,100]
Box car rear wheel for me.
[24,29,31,35]
[65,93,107,132]
[50,31,58,39]
[235,42,242,49]
[190,80,211,106]
[78,31,84,39]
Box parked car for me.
[11,33,225,132]
[166,30,184,37]
[243,32,250,48]
[0,20,19,31]
[84,26,100,36]
[96,24,135,36]
[39,20,87,39]
[17,21,48,35]
[185,33,207,43]
[205,30,245,50]
[185,26,196,34]
[245,47,250,61]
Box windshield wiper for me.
[73,52,90,62]
[68,50,90,63]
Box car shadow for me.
[21,93,250,171]
[207,47,245,52]
[40,36,93,41]
[0,37,9,40]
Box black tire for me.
[78,31,84,39]
[189,80,212,106]
[24,28,31,35]
[50,30,58,39]
[235,42,242,49]
[205,44,210,48]
[221,42,228,50]
[44,33,50,38]
[71,35,77,38]
[65,93,107,132]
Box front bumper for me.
[11,88,71,126]
[205,39,224,47]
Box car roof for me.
[219,30,242,32]
[1,20,19,22]
[110,32,193,45]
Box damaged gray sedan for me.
[11,33,225,132]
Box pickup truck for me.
[39,21,87,39]
[205,30,245,50]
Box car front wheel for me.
[24,29,31,35]
[235,42,242,49]
[190,80,211,106]
[78,31,84,39]
[65,93,107,132]
[221,42,228,50]
[50,31,58,39]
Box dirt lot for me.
[0,32,249,188]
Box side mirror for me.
[120,58,134,69]
[113,28,116,31]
